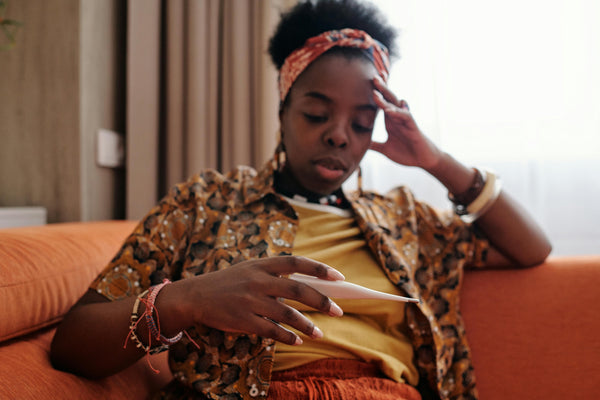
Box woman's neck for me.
[274,167,349,208]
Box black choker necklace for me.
[274,172,350,209]
[287,191,349,208]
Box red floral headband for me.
[278,28,391,102]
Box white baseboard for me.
[0,207,47,229]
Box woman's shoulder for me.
[163,165,265,205]
[349,185,417,207]
[351,185,456,226]
[172,165,257,189]
[185,165,259,185]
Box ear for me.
[278,104,287,141]
[278,104,284,124]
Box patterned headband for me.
[278,28,391,102]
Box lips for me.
[314,157,346,170]
[313,157,347,181]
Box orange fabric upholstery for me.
[0,328,171,399]
[0,221,137,342]
[0,221,598,399]
[461,256,600,399]
[0,221,173,399]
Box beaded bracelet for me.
[448,168,485,209]
[145,279,183,346]
[126,283,202,373]
[128,289,151,353]
[127,289,170,355]
[456,170,502,223]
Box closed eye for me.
[353,123,373,133]
[303,113,328,123]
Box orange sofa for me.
[1,221,599,399]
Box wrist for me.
[153,280,189,338]
[453,169,502,223]
[448,168,484,207]
[423,151,449,175]
[424,153,472,190]
[420,148,446,174]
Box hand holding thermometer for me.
[289,273,420,303]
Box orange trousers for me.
[267,359,422,400]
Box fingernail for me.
[294,335,303,345]
[311,326,323,339]
[329,301,344,317]
[328,268,345,281]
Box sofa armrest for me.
[461,256,600,399]
[0,221,137,342]
[0,221,172,399]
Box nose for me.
[324,122,348,149]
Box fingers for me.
[219,294,327,346]
[372,77,410,113]
[272,277,344,317]
[250,256,345,317]
[262,256,345,281]
[230,283,337,345]
[373,90,396,113]
[189,257,346,346]
[245,268,343,318]
[194,286,329,346]
[249,315,304,346]
[399,99,410,111]
[373,76,399,106]
[256,300,324,342]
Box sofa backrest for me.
[0,221,136,343]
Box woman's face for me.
[279,53,378,195]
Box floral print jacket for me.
[91,158,488,400]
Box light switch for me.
[96,128,125,168]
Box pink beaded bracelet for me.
[145,279,183,346]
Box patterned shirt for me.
[91,158,488,400]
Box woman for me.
[51,1,551,399]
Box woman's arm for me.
[50,256,345,378]
[50,291,148,378]
[371,77,552,268]
[424,152,552,267]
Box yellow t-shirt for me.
[273,198,419,385]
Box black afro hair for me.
[268,0,398,70]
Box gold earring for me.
[275,136,286,171]
[357,165,363,196]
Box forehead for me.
[289,53,378,103]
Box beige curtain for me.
[126,0,296,220]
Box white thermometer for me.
[289,273,420,303]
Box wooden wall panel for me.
[0,0,80,223]
[0,0,125,223]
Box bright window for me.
[351,0,600,255]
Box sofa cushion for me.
[461,256,600,399]
[0,221,137,343]
[0,327,172,398]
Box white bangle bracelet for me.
[459,170,502,223]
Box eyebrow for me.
[304,91,377,112]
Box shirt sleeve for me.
[414,200,489,270]
[89,181,197,300]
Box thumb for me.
[369,141,386,154]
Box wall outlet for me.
[96,128,125,168]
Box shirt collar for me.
[242,157,279,205]
[241,153,363,208]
